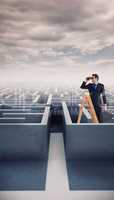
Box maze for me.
[0,87,114,190]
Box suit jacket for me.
[80,81,107,107]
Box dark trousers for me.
[94,106,103,123]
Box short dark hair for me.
[92,73,99,81]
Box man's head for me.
[92,73,99,84]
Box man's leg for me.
[94,106,103,123]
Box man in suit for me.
[80,73,107,123]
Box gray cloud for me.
[0,0,114,85]
[95,59,114,66]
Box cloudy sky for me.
[0,0,114,87]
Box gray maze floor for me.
[0,133,114,200]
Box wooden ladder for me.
[77,92,99,124]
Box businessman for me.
[80,73,107,123]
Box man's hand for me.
[104,104,108,111]
[102,104,107,111]
[85,77,92,84]
[86,77,90,82]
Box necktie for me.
[93,84,97,90]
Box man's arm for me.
[102,84,107,104]
[80,81,90,89]
[101,84,107,111]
